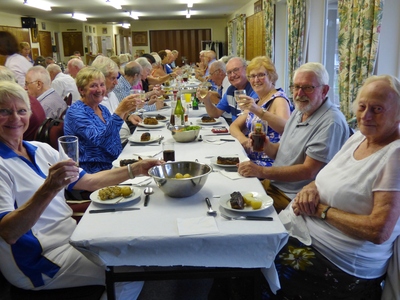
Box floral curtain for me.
[338,0,384,120]
[263,0,275,60]
[227,14,246,58]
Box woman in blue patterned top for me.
[64,67,140,173]
[230,56,292,167]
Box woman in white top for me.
[263,75,400,299]
[0,31,33,87]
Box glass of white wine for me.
[198,86,209,99]
[130,89,146,113]
[234,89,246,115]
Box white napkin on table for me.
[219,170,245,180]
[204,139,227,145]
[177,216,219,236]
[132,149,162,158]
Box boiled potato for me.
[120,186,133,197]
[183,173,192,178]
[175,173,184,179]
[243,193,255,206]
[251,199,262,209]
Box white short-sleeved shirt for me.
[306,131,400,278]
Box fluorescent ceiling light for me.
[24,0,52,11]
[129,12,139,20]
[106,0,122,10]
[72,13,87,21]
[186,9,191,18]
[121,23,130,28]
[187,2,193,8]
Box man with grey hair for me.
[46,63,80,103]
[25,66,67,119]
[237,62,349,212]
[0,66,46,140]
[67,58,85,78]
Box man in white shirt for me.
[46,63,80,103]
[25,66,67,119]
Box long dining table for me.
[69,101,289,299]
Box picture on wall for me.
[132,31,148,46]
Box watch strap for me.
[321,206,331,220]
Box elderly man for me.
[46,63,80,103]
[25,66,67,119]
[67,58,85,78]
[198,57,257,124]
[170,50,179,68]
[237,62,349,212]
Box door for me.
[38,31,52,58]
[246,11,266,60]
[62,32,83,57]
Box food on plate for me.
[201,116,216,123]
[98,186,133,200]
[155,114,167,121]
[173,125,201,133]
[217,156,240,165]
[212,128,229,134]
[229,191,244,209]
[175,173,193,179]
[143,117,158,125]
[140,132,151,141]
[119,157,142,167]
[240,192,262,210]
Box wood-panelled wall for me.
[0,26,30,66]
[246,11,265,61]
[149,29,211,66]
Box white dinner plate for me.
[112,155,141,168]
[196,118,221,125]
[210,155,247,168]
[219,191,273,213]
[128,135,162,144]
[90,186,141,205]
[138,122,165,128]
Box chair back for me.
[64,92,72,106]
[35,118,64,150]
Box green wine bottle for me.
[174,92,185,126]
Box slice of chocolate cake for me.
[230,191,244,209]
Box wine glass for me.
[130,89,146,114]
[234,89,246,115]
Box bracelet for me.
[260,108,266,118]
[127,164,135,179]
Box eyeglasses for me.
[210,69,220,76]
[247,73,267,80]
[290,85,322,94]
[0,108,29,117]
[24,80,38,87]
[226,66,244,76]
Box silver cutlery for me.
[205,197,217,216]
[221,214,273,221]
[144,187,153,206]
[197,135,203,142]
[89,208,140,214]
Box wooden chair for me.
[64,92,73,106]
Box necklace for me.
[258,89,277,107]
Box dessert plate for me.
[219,191,273,213]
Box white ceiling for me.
[1,0,251,24]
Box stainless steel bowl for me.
[169,125,200,143]
[148,161,212,198]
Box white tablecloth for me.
[70,114,289,293]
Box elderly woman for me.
[19,42,34,64]
[263,75,400,299]
[230,56,292,166]
[149,53,177,84]
[0,31,33,87]
[0,81,161,298]
[64,66,140,173]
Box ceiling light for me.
[72,13,87,21]
[121,23,130,28]
[186,8,191,18]
[106,0,122,10]
[23,0,52,11]
[129,11,139,20]
[187,2,193,8]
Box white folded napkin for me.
[219,170,245,180]
[204,139,226,145]
[177,216,219,236]
[132,149,162,158]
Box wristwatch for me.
[321,206,331,220]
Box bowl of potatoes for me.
[148,161,212,198]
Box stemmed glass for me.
[130,89,146,114]
[234,89,247,115]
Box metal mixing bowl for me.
[169,125,200,143]
[148,161,212,198]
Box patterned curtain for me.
[263,0,275,60]
[227,14,246,58]
[338,0,384,120]
[287,0,308,88]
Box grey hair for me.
[68,58,84,69]
[46,63,62,74]
[135,57,152,71]
[124,61,142,77]
[91,56,119,77]
[152,54,162,66]
[0,66,17,82]
[0,81,31,111]
[27,65,51,87]
[210,60,226,73]
[294,62,329,85]
[352,74,400,118]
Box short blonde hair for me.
[246,56,278,84]
[75,66,105,91]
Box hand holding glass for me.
[234,90,247,113]
[58,135,79,166]
[130,89,146,111]
[198,86,209,99]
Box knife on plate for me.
[89,208,140,214]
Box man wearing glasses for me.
[237,62,349,212]
[198,57,257,124]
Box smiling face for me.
[105,71,119,93]
[225,58,248,89]
[248,66,274,95]
[0,97,30,143]
[356,79,400,141]
[80,78,106,105]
